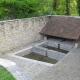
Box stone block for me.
[47,50,65,60]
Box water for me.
[23,52,58,64]
[43,46,68,54]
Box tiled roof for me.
[40,16,80,40]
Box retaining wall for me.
[0,16,50,53]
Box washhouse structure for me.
[40,16,80,48]
[0,15,80,80]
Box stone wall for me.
[0,16,50,53]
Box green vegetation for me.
[0,0,80,20]
[0,66,16,80]
[77,0,80,16]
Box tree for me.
[0,0,41,19]
[77,0,80,16]
[69,0,77,16]
[0,0,55,20]
[0,0,79,20]
[53,0,58,11]
[66,0,70,15]
[52,0,77,16]
[55,0,66,15]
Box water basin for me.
[23,52,58,64]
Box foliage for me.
[0,0,54,20]
[77,0,80,16]
[0,66,16,80]
[0,0,80,20]
[0,0,40,19]
[55,0,66,15]
[53,0,78,16]
[70,0,78,16]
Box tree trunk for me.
[53,0,58,11]
[77,0,80,16]
[66,0,70,15]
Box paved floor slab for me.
[34,48,80,80]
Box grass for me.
[0,66,16,80]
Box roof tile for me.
[40,16,80,40]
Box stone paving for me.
[0,51,52,80]
[0,41,80,80]
[34,47,80,80]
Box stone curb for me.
[0,58,31,80]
